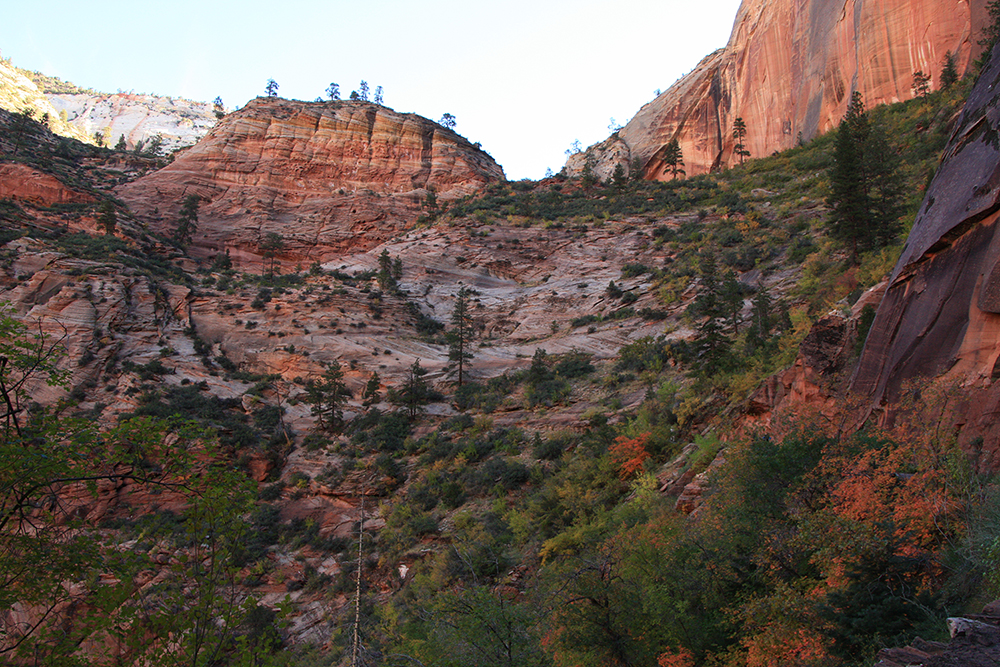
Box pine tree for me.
[447,287,475,386]
[732,117,750,165]
[374,86,384,105]
[305,361,351,432]
[377,249,395,291]
[720,269,744,334]
[98,200,117,236]
[362,372,381,408]
[912,71,931,97]
[174,194,201,246]
[662,138,685,180]
[359,80,370,102]
[827,92,903,262]
[940,51,959,88]
[265,79,279,97]
[260,232,284,278]
[389,359,431,420]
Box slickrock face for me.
[0,60,92,144]
[47,92,217,153]
[569,0,982,179]
[852,46,1000,468]
[117,98,505,268]
[0,163,94,206]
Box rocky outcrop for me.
[0,163,94,206]
[0,60,92,144]
[117,98,505,268]
[47,92,217,153]
[851,44,1000,469]
[569,0,983,178]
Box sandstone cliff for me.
[852,45,1000,468]
[0,59,92,144]
[117,98,506,268]
[568,0,983,180]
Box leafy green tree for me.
[732,117,750,164]
[97,200,117,236]
[662,138,685,180]
[941,51,959,88]
[174,193,201,246]
[447,286,475,386]
[827,92,904,262]
[305,361,351,433]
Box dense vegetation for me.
[0,59,994,667]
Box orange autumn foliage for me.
[658,647,695,667]
[610,433,651,480]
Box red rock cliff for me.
[851,45,1000,468]
[569,0,983,180]
[117,98,504,267]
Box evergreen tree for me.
[440,113,457,129]
[827,92,904,262]
[260,232,284,278]
[662,138,685,180]
[980,0,1000,68]
[305,361,351,433]
[392,257,403,282]
[912,70,931,97]
[362,371,381,408]
[732,117,750,165]
[745,285,773,357]
[940,51,959,88]
[377,249,396,291]
[97,200,117,236]
[326,82,340,100]
[212,96,225,119]
[693,252,731,373]
[389,359,431,420]
[359,80,370,101]
[447,286,475,386]
[174,194,201,246]
[374,85,384,105]
[720,269,744,334]
[265,79,279,97]
[114,134,127,152]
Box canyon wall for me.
[851,44,1000,468]
[117,98,505,268]
[569,0,983,180]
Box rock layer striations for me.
[569,0,981,180]
[117,98,505,267]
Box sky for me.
[2,0,742,180]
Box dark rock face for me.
[851,45,1000,467]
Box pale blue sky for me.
[2,0,742,179]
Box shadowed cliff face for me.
[852,46,1000,466]
[569,0,981,181]
[117,98,505,268]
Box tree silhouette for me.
[174,194,201,246]
[326,82,340,100]
[732,117,750,165]
[662,138,685,180]
[374,85,384,105]
[259,232,284,278]
[265,79,279,97]
[940,51,958,88]
[447,286,475,386]
[358,80,370,101]
[439,113,457,129]
[305,361,351,433]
